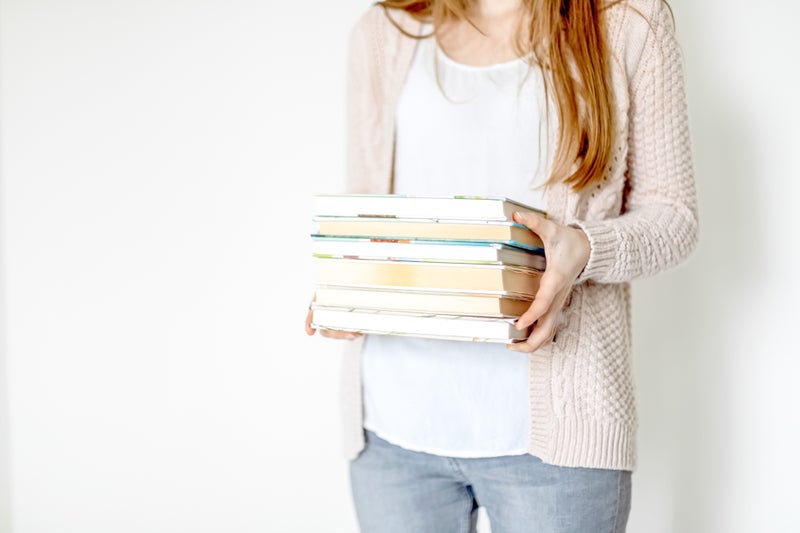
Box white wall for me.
[0,0,360,531]
[627,2,800,532]
[0,1,798,532]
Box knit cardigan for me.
[336,0,698,471]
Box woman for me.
[306,0,698,531]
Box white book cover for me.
[310,237,545,270]
[312,194,546,221]
[310,305,531,343]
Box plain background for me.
[1,0,799,531]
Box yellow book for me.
[313,257,541,299]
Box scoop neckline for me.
[435,43,532,71]
[422,22,533,71]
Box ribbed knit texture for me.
[338,0,699,471]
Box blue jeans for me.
[350,430,631,533]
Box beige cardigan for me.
[337,0,698,471]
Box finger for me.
[516,271,561,329]
[305,308,317,336]
[320,328,362,340]
[507,309,559,353]
[512,210,555,240]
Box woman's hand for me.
[507,210,591,353]
[305,303,363,340]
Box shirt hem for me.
[364,424,530,459]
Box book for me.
[312,194,546,222]
[312,217,544,252]
[313,257,542,299]
[313,286,532,318]
[311,237,546,270]
[310,304,531,343]
[309,193,547,342]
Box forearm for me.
[572,201,698,284]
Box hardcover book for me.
[312,217,544,252]
[309,193,546,343]
[312,194,546,222]
[310,305,531,343]
[314,257,542,299]
[311,237,545,270]
[313,286,532,318]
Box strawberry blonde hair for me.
[376,0,645,192]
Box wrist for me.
[569,224,591,279]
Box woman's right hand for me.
[305,302,363,340]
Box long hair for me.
[376,0,630,192]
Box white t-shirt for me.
[361,23,549,458]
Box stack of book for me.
[309,194,546,343]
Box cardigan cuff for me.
[569,220,619,284]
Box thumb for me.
[513,210,549,236]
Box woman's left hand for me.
[507,210,591,353]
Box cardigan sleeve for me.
[344,8,377,194]
[572,1,699,284]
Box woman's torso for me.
[360,20,549,458]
